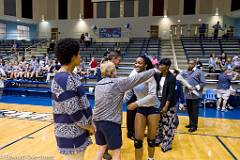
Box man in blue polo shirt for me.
[217,67,238,112]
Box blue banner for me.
[99,27,121,38]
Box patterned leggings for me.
[156,107,177,150]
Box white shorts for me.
[217,89,230,100]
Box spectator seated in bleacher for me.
[87,57,98,75]
[73,65,87,77]
[11,40,20,53]
[4,61,12,79]
[151,54,159,66]
[102,49,111,63]
[30,58,43,80]
[23,63,32,79]
[218,55,233,72]
[0,54,60,82]
[232,56,240,71]
[46,60,60,82]
[216,66,239,112]
[219,52,227,67]
[11,61,21,79]
[0,59,6,78]
[208,53,218,73]
[225,57,233,70]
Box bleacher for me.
[78,38,161,78]
[181,37,240,71]
[0,37,240,108]
[181,37,240,95]
[0,38,162,98]
[0,39,45,59]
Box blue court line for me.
[1,95,240,119]
[216,136,238,160]
[0,123,53,150]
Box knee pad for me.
[147,138,156,147]
[134,139,143,149]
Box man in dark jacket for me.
[155,58,177,152]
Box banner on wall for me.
[99,27,121,38]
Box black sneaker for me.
[103,152,112,160]
[155,139,162,147]
[188,127,197,132]
[155,142,161,147]
[127,132,135,140]
[185,124,191,128]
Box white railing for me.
[24,40,48,59]
[170,34,179,70]
[2,52,18,60]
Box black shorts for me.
[137,107,160,117]
[94,121,122,150]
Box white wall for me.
[32,0,47,21]
[0,0,4,16]
[16,0,22,18]
[38,14,223,40]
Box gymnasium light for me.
[177,19,181,23]
[164,9,167,18]
[41,14,45,22]
[215,8,219,16]
[198,18,202,22]
[79,13,82,21]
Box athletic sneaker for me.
[221,108,227,112]
[217,107,221,110]
[0,112,4,118]
[227,106,234,110]
[103,152,112,160]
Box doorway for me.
[51,28,59,41]
[150,25,159,38]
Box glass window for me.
[0,23,6,39]
[17,25,30,40]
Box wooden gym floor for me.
[0,103,240,160]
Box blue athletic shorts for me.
[137,107,160,117]
[94,121,122,150]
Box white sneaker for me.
[217,107,221,110]
[228,106,234,110]
[221,108,227,112]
